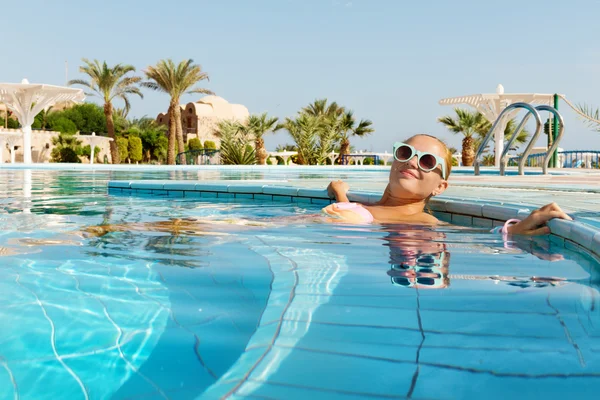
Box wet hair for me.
[405,134,453,178]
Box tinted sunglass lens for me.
[417,277,435,286]
[395,145,413,161]
[417,255,435,263]
[419,154,437,170]
[391,263,410,271]
[393,277,411,286]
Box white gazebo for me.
[0,79,85,164]
[439,85,560,167]
[75,132,113,165]
[0,132,21,164]
[268,151,298,165]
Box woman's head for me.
[388,134,452,201]
[385,227,450,289]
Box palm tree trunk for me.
[167,102,177,165]
[462,136,475,166]
[104,102,119,164]
[173,102,186,165]
[255,138,267,165]
[338,137,351,164]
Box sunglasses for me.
[393,142,447,180]
[388,253,447,289]
[391,276,440,287]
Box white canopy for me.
[439,85,561,167]
[0,79,85,164]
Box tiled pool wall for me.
[108,181,600,260]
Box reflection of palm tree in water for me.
[383,226,570,290]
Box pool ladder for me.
[473,102,565,176]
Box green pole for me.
[552,93,559,168]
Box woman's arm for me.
[506,202,572,235]
[327,180,350,203]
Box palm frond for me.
[576,103,600,131]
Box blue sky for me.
[3,0,600,152]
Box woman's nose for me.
[405,155,419,168]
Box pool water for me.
[1,170,599,399]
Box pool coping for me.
[108,180,600,260]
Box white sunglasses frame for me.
[393,142,447,180]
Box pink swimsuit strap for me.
[333,202,374,223]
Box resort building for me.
[156,95,250,146]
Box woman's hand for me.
[327,180,350,202]
[507,203,572,236]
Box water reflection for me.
[384,228,450,289]
[381,225,590,290]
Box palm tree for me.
[69,59,143,164]
[302,99,374,160]
[337,110,374,157]
[142,59,213,165]
[279,114,322,165]
[575,104,600,132]
[437,108,487,166]
[213,120,255,165]
[247,113,280,165]
[303,98,344,118]
[316,115,341,165]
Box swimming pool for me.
[1,169,600,399]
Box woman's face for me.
[385,229,450,290]
[388,135,448,200]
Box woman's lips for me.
[399,170,418,178]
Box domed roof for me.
[178,96,250,121]
[186,102,214,116]
[196,95,229,106]
[231,104,250,120]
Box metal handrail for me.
[498,105,565,175]
[535,105,565,174]
[499,112,532,176]
[474,102,542,175]
[176,149,220,165]
[508,150,600,169]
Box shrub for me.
[116,137,129,163]
[0,117,20,129]
[49,117,78,134]
[50,133,82,163]
[203,140,217,150]
[188,138,203,151]
[46,103,107,134]
[81,145,101,162]
[128,136,143,163]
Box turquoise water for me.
[1,170,599,399]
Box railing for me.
[474,102,542,176]
[474,102,566,176]
[508,151,600,169]
[534,105,565,174]
[339,154,380,166]
[176,149,220,165]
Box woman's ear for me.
[431,180,449,197]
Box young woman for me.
[324,134,572,235]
